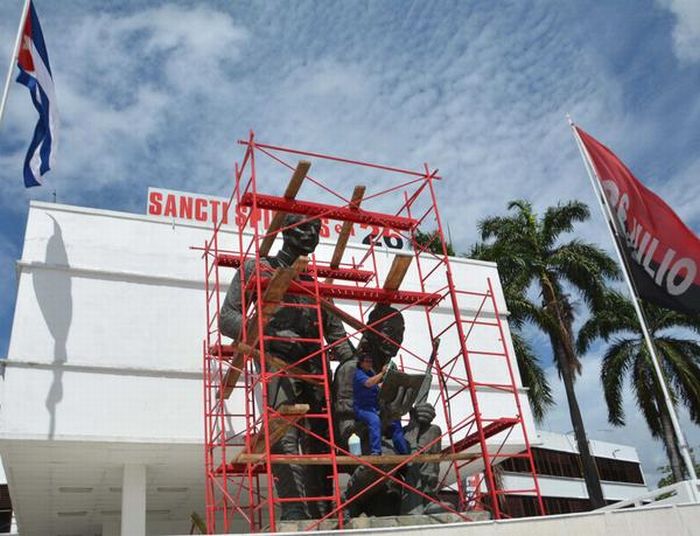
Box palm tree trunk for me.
[540,274,605,509]
[560,362,606,508]
[659,403,685,483]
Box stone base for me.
[276,510,491,532]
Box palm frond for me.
[632,348,664,438]
[541,201,590,248]
[549,240,621,309]
[507,199,535,216]
[479,215,521,242]
[511,331,554,422]
[600,338,638,426]
[576,291,639,353]
[656,338,700,424]
[649,307,700,335]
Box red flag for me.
[577,127,700,316]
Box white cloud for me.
[0,1,632,242]
[657,156,700,229]
[0,3,249,208]
[658,0,700,62]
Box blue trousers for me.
[355,408,410,455]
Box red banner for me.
[577,127,700,315]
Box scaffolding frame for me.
[202,133,545,533]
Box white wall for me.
[501,473,647,502]
[2,200,535,449]
[237,503,700,536]
[535,430,641,464]
[0,200,539,535]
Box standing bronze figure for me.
[220,214,354,520]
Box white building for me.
[500,430,648,516]
[0,195,538,535]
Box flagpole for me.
[568,116,699,495]
[0,0,31,129]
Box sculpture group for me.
[220,214,443,521]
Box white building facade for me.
[1,197,538,535]
[500,430,648,516]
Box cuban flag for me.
[16,1,58,188]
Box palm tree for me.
[413,228,455,256]
[578,292,700,482]
[472,200,620,509]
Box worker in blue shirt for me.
[353,354,410,456]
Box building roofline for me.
[27,200,498,269]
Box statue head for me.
[281,214,322,256]
[365,305,405,362]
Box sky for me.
[1,0,699,488]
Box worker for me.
[353,354,410,455]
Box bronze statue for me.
[220,218,442,520]
[331,305,443,517]
[219,214,354,521]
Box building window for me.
[502,495,619,518]
[595,456,644,484]
[503,495,592,517]
[500,448,644,484]
[0,485,12,533]
[501,448,583,479]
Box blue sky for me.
[1,0,699,486]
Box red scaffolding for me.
[202,133,545,533]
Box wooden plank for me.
[250,404,309,454]
[218,354,246,399]
[329,185,366,269]
[212,343,323,386]
[190,512,207,534]
[258,161,311,257]
[383,254,412,291]
[235,451,478,465]
[266,354,323,386]
[318,296,364,332]
[219,257,308,398]
[216,354,244,398]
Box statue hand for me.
[267,329,300,357]
[410,403,436,425]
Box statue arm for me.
[333,360,356,416]
[219,260,256,340]
[322,307,355,361]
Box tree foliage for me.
[413,229,455,256]
[578,292,700,482]
[471,199,620,508]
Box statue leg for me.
[268,374,308,520]
[301,383,332,519]
[401,424,442,515]
[343,464,383,517]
